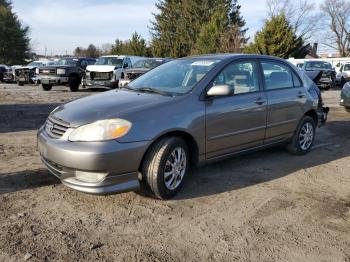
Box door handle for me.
[255,97,266,105]
[297,92,306,98]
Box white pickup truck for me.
[82,55,143,89]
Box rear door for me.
[205,59,267,159]
[260,60,305,143]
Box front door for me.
[205,60,267,160]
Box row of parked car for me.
[295,60,350,90]
[0,56,171,92]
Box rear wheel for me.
[17,81,24,86]
[287,116,316,155]
[69,76,80,92]
[42,84,52,91]
[141,137,189,199]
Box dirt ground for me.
[0,84,349,262]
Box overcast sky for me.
[11,0,322,55]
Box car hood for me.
[86,65,116,72]
[16,66,36,70]
[52,90,175,127]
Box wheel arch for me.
[304,109,318,126]
[138,130,200,173]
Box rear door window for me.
[261,61,297,90]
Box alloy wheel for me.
[299,122,314,151]
[164,147,187,190]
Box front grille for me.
[90,71,112,80]
[39,68,56,75]
[126,72,143,81]
[45,116,70,139]
[15,69,34,77]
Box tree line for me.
[1,0,350,64]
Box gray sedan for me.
[38,54,328,199]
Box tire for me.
[287,116,316,155]
[141,137,189,199]
[69,76,80,92]
[341,77,346,88]
[42,84,52,91]
[17,81,24,86]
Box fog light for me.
[75,171,107,183]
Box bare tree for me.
[320,0,350,57]
[266,0,318,40]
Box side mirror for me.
[207,85,233,97]
[123,63,129,69]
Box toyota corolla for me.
[38,54,328,199]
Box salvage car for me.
[38,54,328,199]
[0,64,8,82]
[301,61,336,90]
[340,82,350,111]
[3,65,21,83]
[82,55,143,89]
[336,63,350,87]
[39,57,96,91]
[14,61,48,86]
[119,58,171,88]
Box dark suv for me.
[39,57,95,92]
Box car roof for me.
[181,53,291,63]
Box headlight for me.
[57,68,66,75]
[69,119,132,142]
[35,68,39,74]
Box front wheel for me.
[69,76,80,92]
[141,137,189,199]
[17,81,24,86]
[287,116,316,155]
[42,84,52,91]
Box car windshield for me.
[344,64,350,71]
[27,61,43,67]
[128,58,221,95]
[57,59,78,66]
[95,57,123,67]
[133,59,166,69]
[305,61,332,70]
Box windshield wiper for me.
[137,87,169,96]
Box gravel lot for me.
[0,83,349,262]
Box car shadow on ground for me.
[175,120,350,200]
[0,169,60,194]
[0,103,60,133]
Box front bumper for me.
[340,89,350,110]
[317,106,329,126]
[37,126,149,194]
[41,75,69,85]
[318,78,334,88]
[82,77,118,88]
[118,79,131,88]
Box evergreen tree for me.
[111,33,151,57]
[128,32,150,56]
[0,0,30,64]
[151,0,219,57]
[245,14,307,58]
[85,44,100,58]
[194,7,227,54]
[151,0,249,57]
